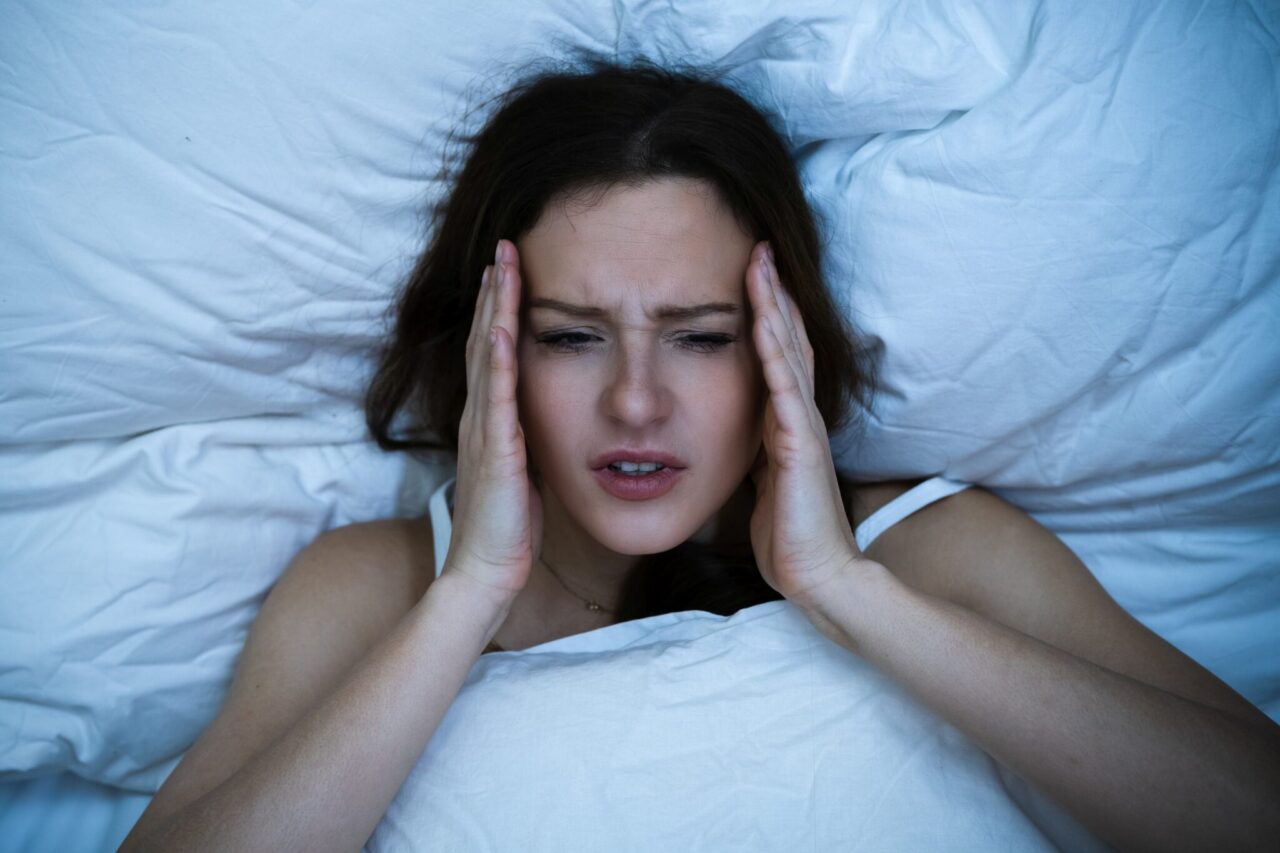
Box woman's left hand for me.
[745,241,878,612]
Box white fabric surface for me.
[368,601,1109,852]
[852,477,972,555]
[0,774,150,853]
[0,5,1276,850]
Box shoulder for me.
[300,516,438,608]
[844,480,1280,734]
[216,514,440,733]
[843,477,925,529]
[843,476,992,530]
[842,477,1093,632]
[238,515,441,723]
[256,517,438,669]
[845,476,1108,614]
[841,476,980,601]
[215,515,440,742]
[127,515,438,838]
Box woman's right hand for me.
[440,238,543,606]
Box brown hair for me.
[366,56,877,619]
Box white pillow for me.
[820,1,1280,716]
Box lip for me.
[593,465,685,501]
[589,449,688,470]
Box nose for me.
[601,345,673,428]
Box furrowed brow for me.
[528,297,740,320]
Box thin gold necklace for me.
[539,556,617,614]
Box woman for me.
[122,59,1280,851]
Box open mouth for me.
[594,464,684,501]
[606,461,668,477]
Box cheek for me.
[696,356,765,439]
[515,357,585,456]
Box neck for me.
[532,477,757,612]
[536,484,638,610]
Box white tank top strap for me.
[853,476,972,554]
[425,474,971,580]
[427,476,457,579]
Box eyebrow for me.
[528,297,741,321]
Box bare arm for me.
[807,567,1280,851]
[119,567,512,853]
[823,481,1280,851]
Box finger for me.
[478,241,506,357]
[461,263,495,457]
[466,265,494,391]
[753,304,823,450]
[487,325,519,446]
[470,240,509,417]
[748,245,807,401]
[492,240,521,349]
[763,244,799,344]
[767,253,816,396]
[487,245,522,445]
[762,246,814,397]
[786,296,816,395]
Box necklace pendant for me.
[586,601,601,611]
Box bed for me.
[2,1,1277,850]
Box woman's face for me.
[515,177,765,555]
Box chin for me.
[581,499,711,558]
[584,512,699,556]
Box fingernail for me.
[765,242,775,262]
[495,240,504,264]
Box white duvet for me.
[367,602,1108,852]
[1,1,1276,849]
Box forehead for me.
[517,178,755,315]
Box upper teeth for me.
[611,461,665,473]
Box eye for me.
[537,332,598,353]
[678,334,735,353]
[535,332,736,354]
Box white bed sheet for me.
[0,774,149,853]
